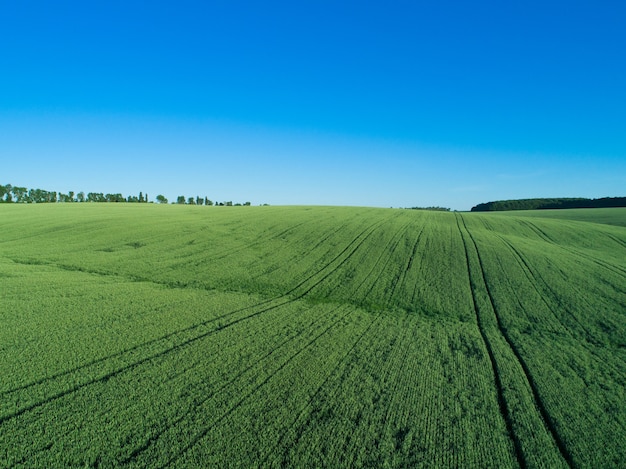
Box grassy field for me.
[492,207,626,227]
[0,204,624,468]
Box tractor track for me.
[454,214,526,469]
[496,233,626,379]
[120,303,350,466]
[2,216,387,403]
[458,214,574,468]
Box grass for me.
[0,203,624,467]
[491,206,626,227]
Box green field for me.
[1,204,624,468]
[492,207,626,227]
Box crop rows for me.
[461,214,626,467]
[1,204,624,467]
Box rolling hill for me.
[0,204,624,468]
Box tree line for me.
[471,197,626,212]
[171,195,251,206]
[0,184,252,207]
[406,206,451,212]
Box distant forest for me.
[0,183,251,206]
[471,197,626,212]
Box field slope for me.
[493,207,626,227]
[0,204,624,468]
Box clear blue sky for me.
[1,1,625,210]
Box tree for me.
[26,189,36,204]
[23,188,35,203]
[156,194,168,204]
[176,196,186,205]
[12,186,28,203]
[4,184,12,202]
[27,188,40,203]
[205,197,213,206]
[0,184,9,202]
[196,196,203,206]
[107,193,124,202]
[76,192,85,203]
[87,192,105,202]
[187,197,196,205]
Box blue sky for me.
[1,1,625,210]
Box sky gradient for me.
[2,1,625,210]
